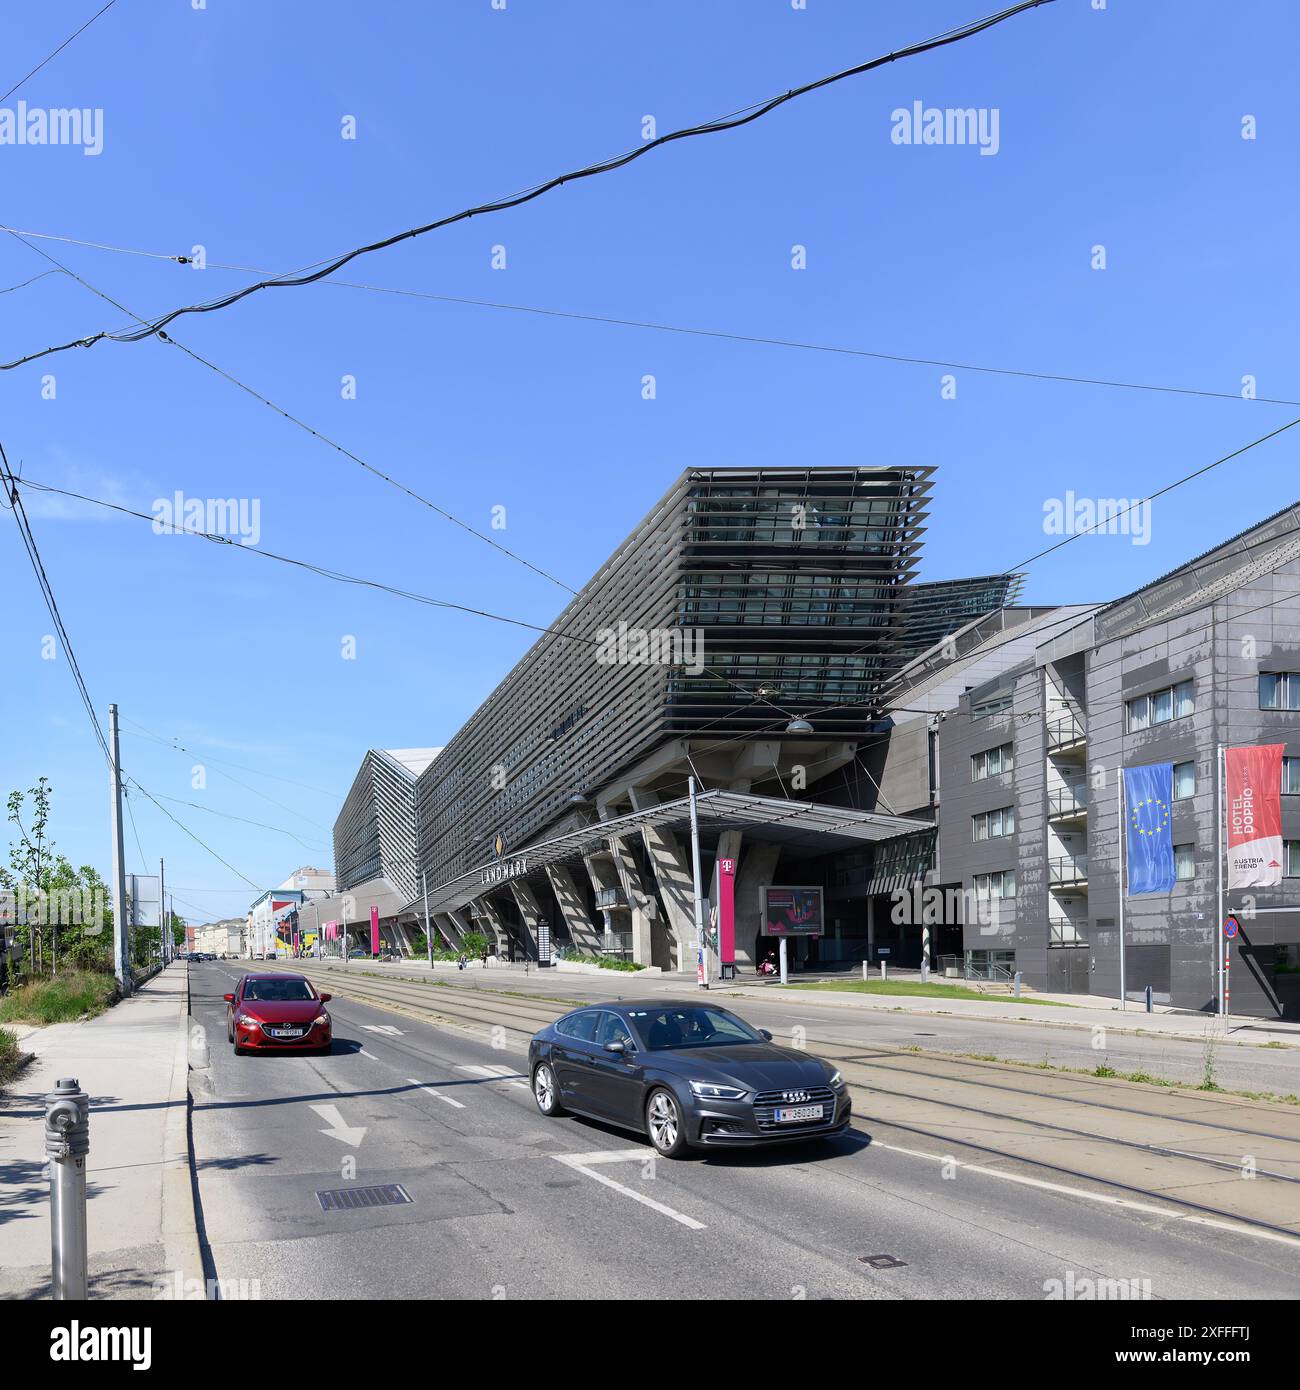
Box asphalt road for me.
[188,961,1300,1300]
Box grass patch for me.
[0,1027,22,1087]
[0,971,118,1025]
[786,979,1069,1006]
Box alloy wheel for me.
[648,1091,679,1151]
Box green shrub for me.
[595,956,645,972]
[0,971,118,1025]
[0,1026,21,1086]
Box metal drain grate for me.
[859,1254,907,1269]
[316,1183,413,1213]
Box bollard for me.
[45,1077,90,1300]
[880,960,888,982]
[1145,984,1153,1014]
[1014,971,1022,999]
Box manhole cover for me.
[316,1183,413,1212]
[859,1254,907,1269]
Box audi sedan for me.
[225,973,333,1055]
[528,1000,850,1158]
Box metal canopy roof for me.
[417,790,929,917]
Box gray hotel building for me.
[329,468,1300,1020]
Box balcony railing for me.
[594,886,628,910]
[1045,709,1087,750]
[1049,854,1089,888]
[1047,786,1089,819]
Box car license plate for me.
[270,1027,302,1038]
[774,1104,823,1123]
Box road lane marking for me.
[359,1049,378,1059]
[457,1063,529,1090]
[554,1150,706,1231]
[363,1025,404,1036]
[310,1103,367,1147]
[871,1139,1300,1250]
[408,1078,466,1109]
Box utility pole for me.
[689,776,708,989]
[108,705,131,995]
[159,858,166,966]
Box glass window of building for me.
[1286,841,1300,877]
[972,807,1015,840]
[1261,673,1300,711]
[1284,757,1300,795]
[1173,761,1196,799]
[972,743,1014,781]
[1175,843,1196,880]
[1127,680,1195,732]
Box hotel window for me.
[1175,843,1196,881]
[972,743,1014,781]
[1126,680,1194,732]
[1173,761,1196,800]
[973,806,1016,841]
[1284,758,1300,796]
[1286,842,1300,878]
[974,870,1017,899]
[1260,673,1300,711]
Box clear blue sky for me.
[2,0,1297,926]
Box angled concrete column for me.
[447,908,474,947]
[583,852,621,949]
[509,880,544,958]
[608,836,654,967]
[640,824,696,971]
[432,913,462,948]
[546,864,602,955]
[473,895,512,956]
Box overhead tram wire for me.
[5,229,1296,409]
[0,0,1057,375]
[125,777,265,893]
[0,444,111,768]
[1,228,578,594]
[0,0,121,104]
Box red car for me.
[225,973,333,1055]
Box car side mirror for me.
[759,1029,773,1041]
[223,993,234,1003]
[603,1040,626,1054]
[319,993,332,1003]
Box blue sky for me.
[2,0,1298,925]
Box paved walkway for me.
[0,963,203,1299]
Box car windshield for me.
[629,1006,762,1051]
[242,978,316,1002]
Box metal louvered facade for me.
[333,749,425,900]
[895,573,1025,659]
[414,466,933,894]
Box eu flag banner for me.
[1124,762,1176,895]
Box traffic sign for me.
[1224,915,1240,939]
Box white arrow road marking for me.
[554,1150,706,1231]
[359,1049,377,1059]
[362,1025,404,1036]
[457,1063,528,1090]
[310,1103,367,1147]
[408,1078,465,1109]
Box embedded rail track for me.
[249,961,1300,1244]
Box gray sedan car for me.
[528,999,850,1158]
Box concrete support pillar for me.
[508,880,544,959]
[608,836,654,967]
[447,908,474,947]
[640,823,696,972]
[432,913,462,949]
[474,896,512,956]
[546,865,602,955]
[583,852,621,950]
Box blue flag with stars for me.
[1124,762,1175,895]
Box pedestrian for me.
[480,948,488,968]
[457,952,466,971]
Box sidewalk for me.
[0,962,204,1299]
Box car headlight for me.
[828,1069,846,1089]
[689,1081,748,1101]
[237,1013,258,1027]
[313,1014,329,1026]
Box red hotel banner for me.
[1226,744,1286,888]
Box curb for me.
[160,963,207,1299]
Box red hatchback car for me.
[225,973,333,1055]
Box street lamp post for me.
[689,776,708,989]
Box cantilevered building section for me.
[413,466,934,896]
[895,573,1026,659]
[333,748,439,901]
